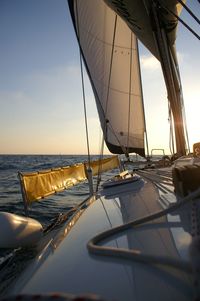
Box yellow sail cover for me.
[20,164,86,204]
[19,156,119,204]
[86,156,119,176]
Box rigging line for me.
[161,4,200,41]
[96,136,105,193]
[96,14,118,190]
[102,14,127,154]
[182,105,190,153]
[136,38,149,158]
[169,116,173,156]
[95,135,104,194]
[97,127,104,183]
[80,55,91,165]
[177,0,200,25]
[168,102,175,155]
[104,14,118,119]
[75,0,91,166]
[176,65,191,153]
[127,32,133,156]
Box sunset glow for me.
[0,0,199,155]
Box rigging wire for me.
[96,136,105,193]
[104,15,118,118]
[176,0,200,25]
[168,102,175,155]
[80,55,91,166]
[161,3,200,41]
[95,129,104,192]
[136,38,150,158]
[96,14,119,192]
[126,32,133,157]
[75,0,91,166]
[176,64,191,153]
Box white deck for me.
[9,175,193,301]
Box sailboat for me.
[0,1,200,300]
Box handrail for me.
[151,149,165,157]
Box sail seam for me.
[75,0,91,166]
[77,26,136,50]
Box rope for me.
[75,0,91,166]
[88,186,200,274]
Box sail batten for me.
[69,0,145,157]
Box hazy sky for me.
[0,0,199,155]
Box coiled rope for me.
[88,186,200,273]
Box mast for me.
[103,0,188,157]
[149,1,187,156]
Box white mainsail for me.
[68,0,146,156]
[103,0,188,156]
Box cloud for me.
[177,51,184,64]
[140,55,160,71]
[140,52,184,70]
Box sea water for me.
[0,154,116,294]
[0,154,103,224]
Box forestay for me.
[68,0,145,157]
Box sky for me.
[0,0,199,155]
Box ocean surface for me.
[0,154,165,295]
[0,154,116,295]
[0,154,112,225]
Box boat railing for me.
[18,156,120,216]
[150,148,165,158]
